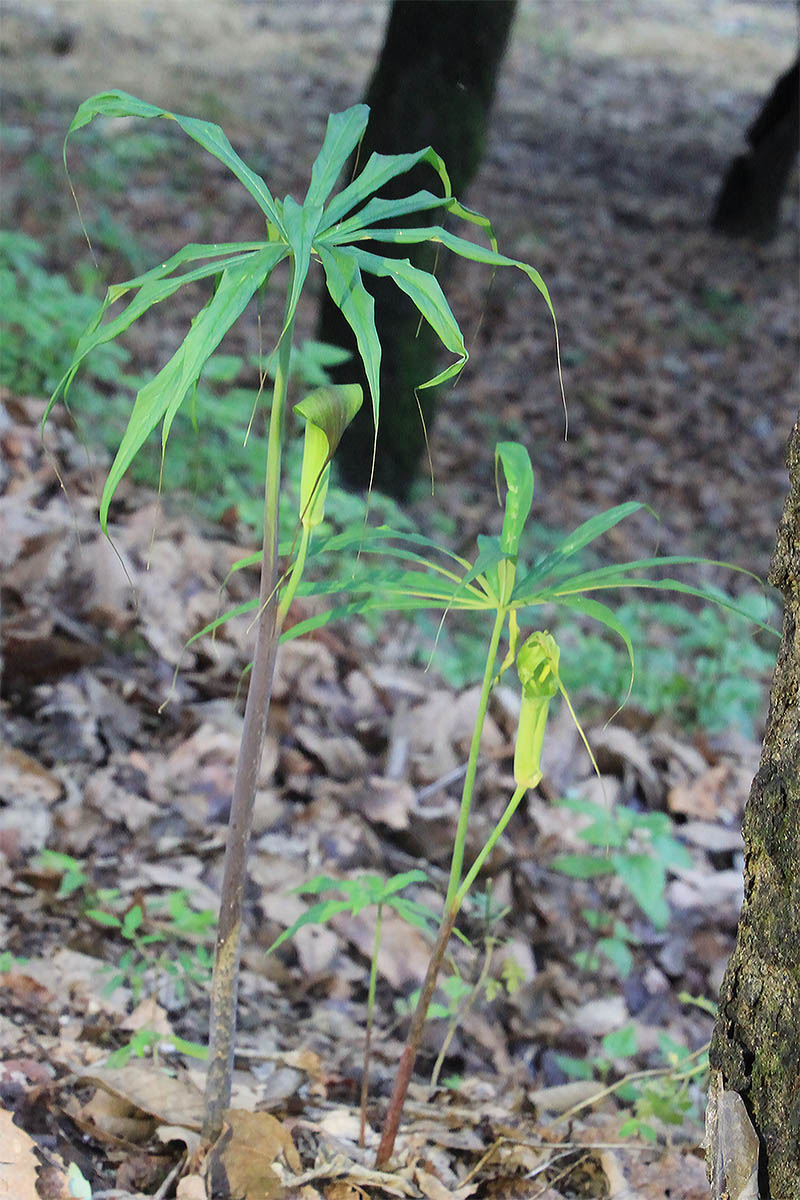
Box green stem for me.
[455,782,527,908]
[276,523,311,629]
[203,291,295,1142]
[376,606,508,1168]
[445,606,507,911]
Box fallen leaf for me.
[0,1108,38,1200]
[207,1109,301,1199]
[75,1064,205,1129]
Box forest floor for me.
[1,2,799,1198]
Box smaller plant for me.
[86,894,216,1002]
[551,796,693,931]
[556,1026,708,1142]
[33,854,217,1003]
[105,1027,208,1069]
[574,909,641,979]
[35,849,92,900]
[268,870,438,1145]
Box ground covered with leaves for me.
[1,2,798,1198]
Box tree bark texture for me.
[318,0,516,498]
[708,418,800,1199]
[712,54,799,242]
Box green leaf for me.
[495,441,534,557]
[512,503,645,596]
[266,898,353,953]
[99,245,281,529]
[122,905,144,936]
[348,246,467,388]
[379,869,429,897]
[318,245,381,426]
[597,937,634,977]
[66,91,284,227]
[322,190,451,242]
[612,853,669,928]
[602,1024,638,1058]
[86,909,123,928]
[341,223,556,322]
[281,196,324,335]
[319,147,452,232]
[551,854,615,880]
[44,244,271,419]
[305,104,370,209]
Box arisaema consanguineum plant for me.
[42,91,567,1146]
[43,91,775,1167]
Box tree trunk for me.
[711,55,799,243]
[707,418,800,1199]
[318,0,516,498]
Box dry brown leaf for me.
[75,1064,206,1130]
[0,1108,39,1200]
[667,764,733,819]
[414,1166,479,1200]
[207,1109,301,1199]
[81,1087,156,1144]
[294,726,368,782]
[324,1183,368,1200]
[176,1174,208,1200]
[358,776,416,830]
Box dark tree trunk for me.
[707,418,800,1199]
[318,0,516,498]
[711,55,799,242]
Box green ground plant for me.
[556,1025,709,1142]
[552,797,693,930]
[34,852,216,1003]
[45,91,775,1167]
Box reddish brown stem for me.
[374,905,458,1168]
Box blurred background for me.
[2,0,798,717]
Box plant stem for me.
[376,608,506,1167]
[360,902,383,1147]
[445,607,507,911]
[375,903,458,1169]
[456,783,527,908]
[203,301,295,1142]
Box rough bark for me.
[318,0,516,498]
[708,418,800,1199]
[711,55,799,242]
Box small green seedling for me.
[557,1026,708,1142]
[575,909,641,978]
[105,1028,209,1069]
[551,798,693,930]
[268,870,437,1145]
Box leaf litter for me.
[1,1,797,1196]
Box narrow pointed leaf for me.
[513,503,645,596]
[281,196,324,334]
[496,442,534,556]
[66,90,284,228]
[99,245,279,529]
[318,190,451,243]
[46,246,281,418]
[349,247,466,387]
[318,245,381,424]
[319,147,451,232]
[341,223,556,319]
[305,104,370,209]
